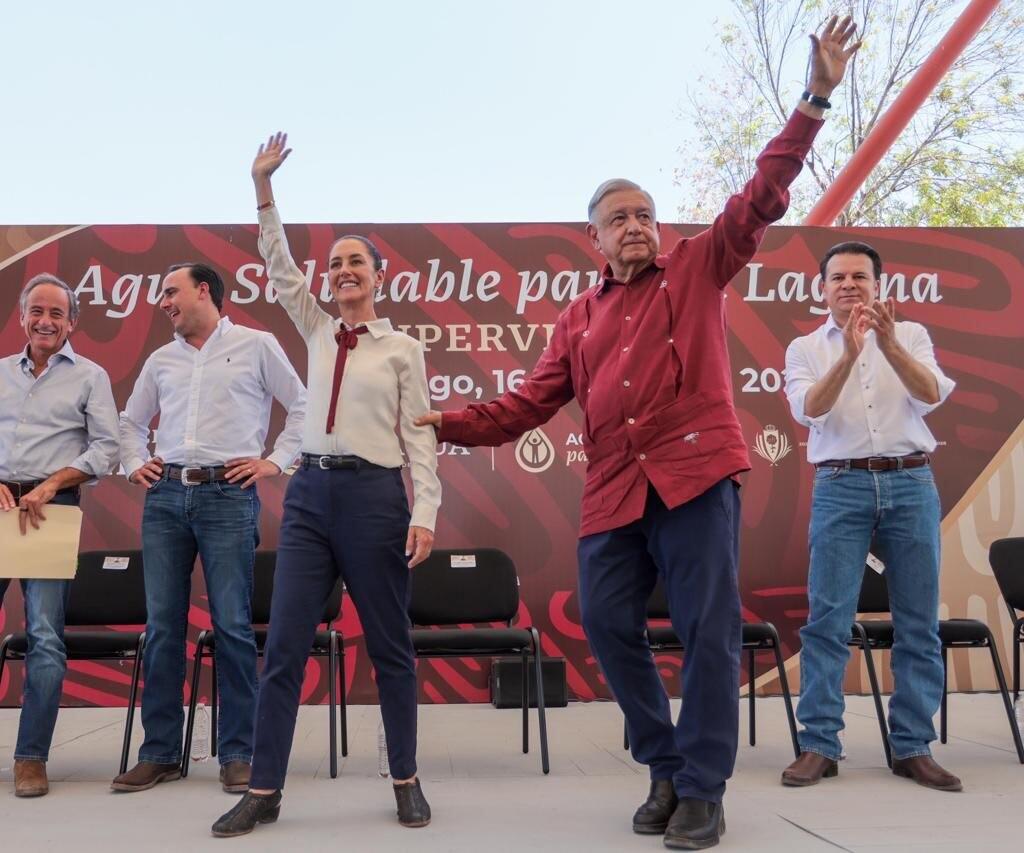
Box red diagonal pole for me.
[804,0,1002,226]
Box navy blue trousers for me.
[250,464,417,789]
[577,478,741,802]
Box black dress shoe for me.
[211,790,282,838]
[394,778,431,827]
[663,797,725,850]
[633,779,679,834]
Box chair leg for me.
[328,633,338,779]
[181,632,207,777]
[623,719,630,751]
[530,628,549,774]
[940,646,948,744]
[210,653,218,759]
[0,635,11,697]
[748,648,756,747]
[766,624,800,759]
[1013,626,1021,702]
[854,623,891,768]
[121,634,145,775]
[338,638,348,758]
[521,647,529,754]
[983,628,1024,764]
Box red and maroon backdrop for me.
[2,222,1022,708]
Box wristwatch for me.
[801,90,832,110]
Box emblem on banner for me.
[752,424,792,466]
[515,428,555,473]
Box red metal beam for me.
[804,0,1002,226]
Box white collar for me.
[334,317,393,339]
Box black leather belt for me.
[0,480,80,499]
[165,464,232,485]
[816,453,930,472]
[300,454,392,471]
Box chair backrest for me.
[65,550,148,626]
[409,548,519,626]
[989,537,1024,613]
[647,580,671,620]
[857,565,890,614]
[250,550,342,626]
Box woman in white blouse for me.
[213,133,441,837]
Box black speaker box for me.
[489,656,568,708]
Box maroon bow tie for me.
[326,325,370,433]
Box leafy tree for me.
[675,0,1024,226]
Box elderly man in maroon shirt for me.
[419,17,860,850]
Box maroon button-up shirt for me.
[440,110,823,537]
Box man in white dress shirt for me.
[1,274,119,797]
[113,263,306,794]
[780,241,960,792]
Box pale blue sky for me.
[1,0,733,224]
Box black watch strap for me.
[801,90,832,110]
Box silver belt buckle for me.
[318,456,331,470]
[867,457,887,472]
[180,466,203,486]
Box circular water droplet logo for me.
[515,428,555,473]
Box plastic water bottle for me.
[1015,696,1023,735]
[377,720,390,778]
[190,702,211,763]
[838,728,847,760]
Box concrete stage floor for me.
[1,694,1022,852]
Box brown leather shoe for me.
[781,752,838,787]
[892,755,962,792]
[111,761,182,792]
[219,761,251,794]
[14,760,49,798]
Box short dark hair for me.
[166,262,225,311]
[819,241,883,282]
[331,235,383,272]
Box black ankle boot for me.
[663,797,725,849]
[393,779,431,828]
[633,779,679,834]
[211,790,282,838]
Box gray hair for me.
[587,178,657,224]
[20,273,80,323]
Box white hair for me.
[587,178,657,224]
[20,273,79,322]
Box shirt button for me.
[623,380,630,387]
[668,338,674,344]
[625,315,632,321]
[627,418,635,425]
[639,453,647,461]
[622,346,629,353]
[582,330,589,337]
[660,280,668,288]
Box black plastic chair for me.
[409,548,549,774]
[989,538,1024,702]
[849,564,1024,766]
[0,550,148,774]
[622,581,800,758]
[181,551,346,778]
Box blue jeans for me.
[138,473,260,766]
[0,489,79,761]
[796,463,943,761]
